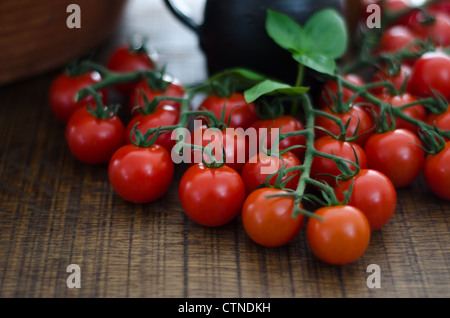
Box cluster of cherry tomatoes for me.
[48,0,450,266]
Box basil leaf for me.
[266,9,309,53]
[244,79,308,103]
[292,52,336,76]
[304,9,348,59]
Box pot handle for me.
[163,0,201,35]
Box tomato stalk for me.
[339,76,450,139]
[74,61,170,102]
[290,64,305,117]
[82,87,120,120]
[134,93,185,115]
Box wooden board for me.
[0,0,449,299]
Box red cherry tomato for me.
[250,115,307,160]
[389,93,426,134]
[240,151,301,195]
[423,141,450,200]
[49,71,106,123]
[306,205,371,265]
[314,105,374,147]
[364,128,424,187]
[108,143,174,203]
[319,74,365,108]
[125,104,180,152]
[376,25,417,55]
[66,106,125,165]
[198,92,258,129]
[370,64,412,96]
[334,169,397,231]
[369,93,427,135]
[130,77,185,114]
[427,1,450,16]
[241,188,305,247]
[179,163,246,227]
[310,136,368,187]
[408,12,450,47]
[407,51,450,101]
[107,44,156,96]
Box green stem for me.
[290,64,305,117]
[76,70,155,101]
[293,94,316,208]
[340,77,450,138]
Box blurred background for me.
[0,0,208,87]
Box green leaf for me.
[190,67,269,97]
[266,9,309,53]
[244,79,308,103]
[304,9,348,59]
[293,52,336,76]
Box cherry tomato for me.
[389,93,426,134]
[310,136,368,187]
[314,105,374,147]
[426,107,450,141]
[108,143,174,203]
[423,141,450,200]
[66,106,125,165]
[306,205,371,265]
[407,51,450,101]
[49,71,106,123]
[240,151,301,195]
[408,12,450,47]
[334,169,397,231]
[125,104,180,152]
[364,128,424,187]
[250,115,306,160]
[107,44,156,96]
[370,64,412,96]
[198,92,258,129]
[375,25,417,56]
[179,163,246,227]
[319,74,365,108]
[130,77,185,114]
[241,188,305,247]
[370,93,426,135]
[427,1,450,16]
[190,123,249,173]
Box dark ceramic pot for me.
[163,0,348,85]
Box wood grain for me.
[0,0,449,299]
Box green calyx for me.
[133,89,185,116]
[423,89,449,115]
[145,66,172,92]
[84,87,119,120]
[200,141,227,169]
[129,123,165,148]
[418,126,447,155]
